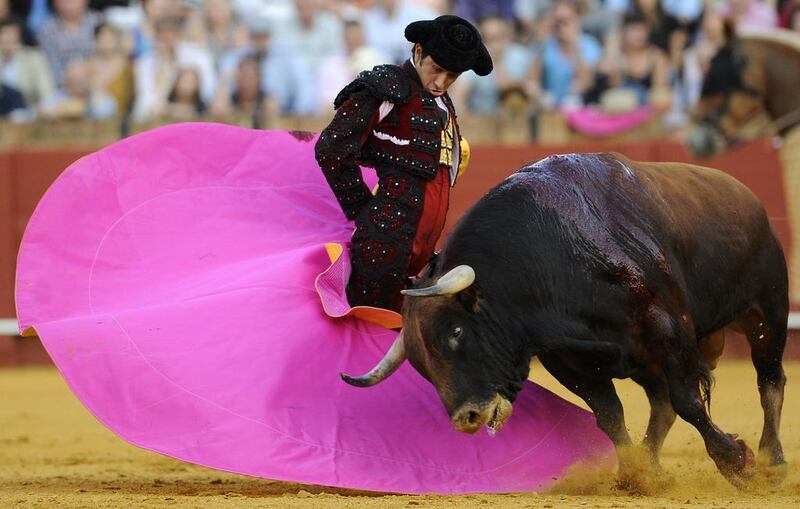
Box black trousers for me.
[346,170,425,311]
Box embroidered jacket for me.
[315,61,462,220]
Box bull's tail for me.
[699,364,714,413]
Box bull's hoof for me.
[754,460,788,486]
[721,438,757,490]
[613,446,675,495]
[615,463,674,495]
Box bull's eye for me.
[448,327,463,350]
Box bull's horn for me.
[401,265,475,297]
[340,332,406,387]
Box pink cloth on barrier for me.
[15,123,613,494]
[565,106,653,137]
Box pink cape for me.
[15,123,613,494]
[565,106,653,137]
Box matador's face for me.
[413,44,461,97]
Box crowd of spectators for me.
[0,0,798,136]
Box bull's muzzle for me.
[450,395,513,435]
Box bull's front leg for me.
[635,372,677,465]
[539,355,639,485]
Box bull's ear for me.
[457,285,483,314]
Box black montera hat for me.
[405,15,493,76]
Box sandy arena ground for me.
[1,360,799,508]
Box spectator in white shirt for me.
[0,17,55,110]
[316,18,388,114]
[132,15,216,121]
[362,0,439,64]
[39,59,117,119]
[272,0,343,78]
[37,0,101,86]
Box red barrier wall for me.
[0,137,795,364]
[0,153,16,318]
[1,149,91,317]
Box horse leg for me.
[778,127,800,303]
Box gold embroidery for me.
[457,137,470,177]
[439,114,455,166]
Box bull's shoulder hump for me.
[515,152,638,187]
[522,153,741,188]
[522,152,622,169]
[634,160,759,200]
[522,152,634,172]
[512,152,756,199]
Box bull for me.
[342,153,788,488]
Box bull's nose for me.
[451,403,486,433]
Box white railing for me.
[2,314,800,336]
[790,312,800,330]
[1,318,20,335]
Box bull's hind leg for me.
[737,305,787,470]
[651,309,755,488]
[663,357,756,488]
